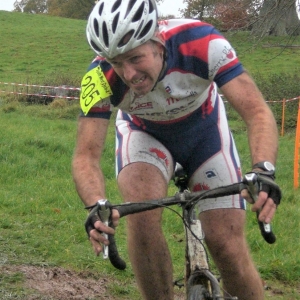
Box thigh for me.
[188,99,246,212]
[115,115,174,183]
[189,149,246,212]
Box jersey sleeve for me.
[207,30,244,87]
[80,57,114,119]
[165,20,244,88]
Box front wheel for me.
[187,284,209,300]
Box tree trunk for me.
[251,0,300,37]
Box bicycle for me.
[85,164,281,299]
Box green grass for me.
[224,31,300,75]
[1,11,300,85]
[0,11,92,84]
[0,101,299,299]
[0,10,300,299]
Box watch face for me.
[264,161,275,171]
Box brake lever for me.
[96,199,111,259]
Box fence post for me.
[294,98,300,188]
[281,98,285,137]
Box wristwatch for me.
[252,161,275,172]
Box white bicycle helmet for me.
[86,0,159,59]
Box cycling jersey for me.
[83,19,243,122]
[81,19,246,211]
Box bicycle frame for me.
[184,208,222,298]
[174,165,228,299]
[87,167,277,299]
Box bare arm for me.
[72,116,116,255]
[220,71,278,165]
[220,71,278,223]
[72,117,110,207]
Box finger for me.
[111,209,120,227]
[256,198,277,223]
[89,229,111,256]
[89,228,110,244]
[251,191,269,211]
[93,220,115,235]
[241,189,254,204]
[89,237,102,256]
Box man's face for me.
[107,41,164,96]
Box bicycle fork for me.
[184,208,223,299]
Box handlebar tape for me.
[108,234,126,270]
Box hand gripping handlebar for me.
[85,177,281,270]
[243,172,282,244]
[85,200,127,270]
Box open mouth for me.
[132,75,146,85]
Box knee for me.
[207,229,248,257]
[205,234,251,275]
[127,209,164,239]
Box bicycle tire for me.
[187,284,209,300]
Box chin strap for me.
[151,49,168,92]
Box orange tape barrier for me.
[0,82,80,100]
[1,82,300,187]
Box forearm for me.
[72,155,106,207]
[221,72,278,166]
[72,117,110,206]
[246,107,278,166]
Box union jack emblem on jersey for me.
[165,85,172,94]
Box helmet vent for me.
[93,19,100,37]
[102,22,109,47]
[118,30,135,47]
[125,0,138,18]
[134,20,143,38]
[149,0,154,13]
[112,12,120,33]
[132,2,145,22]
[98,2,104,15]
[138,20,152,40]
[86,0,158,58]
[111,0,122,13]
[90,40,102,53]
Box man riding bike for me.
[72,1,281,299]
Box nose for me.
[122,62,137,82]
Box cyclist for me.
[72,0,280,299]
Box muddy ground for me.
[0,264,299,300]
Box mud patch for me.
[1,265,121,300]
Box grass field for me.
[0,10,300,300]
[1,10,300,84]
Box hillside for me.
[0,11,93,83]
[1,10,300,85]
[0,10,300,300]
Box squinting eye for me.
[111,62,121,67]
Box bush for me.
[253,72,300,130]
[226,72,299,131]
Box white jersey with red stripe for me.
[81,19,246,211]
[83,19,244,124]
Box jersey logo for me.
[193,183,210,192]
[165,85,172,94]
[80,66,113,115]
[205,170,217,178]
[149,148,170,167]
